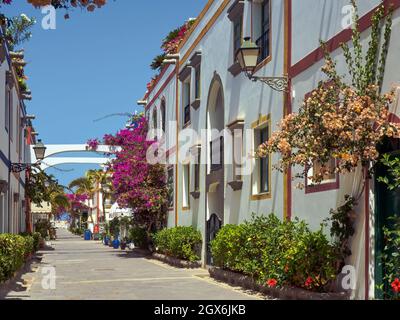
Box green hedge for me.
[0,233,40,283]
[154,226,202,262]
[211,214,337,292]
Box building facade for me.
[0,28,35,234]
[143,0,400,300]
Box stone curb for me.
[208,267,350,300]
[151,253,201,269]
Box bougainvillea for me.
[86,138,99,151]
[102,115,168,234]
[148,19,196,86]
[66,193,89,211]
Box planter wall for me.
[209,267,350,300]
[152,253,201,269]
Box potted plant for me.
[120,237,128,250]
[112,237,120,249]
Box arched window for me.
[152,108,157,130]
[161,100,166,134]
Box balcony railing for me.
[210,136,224,172]
[255,29,270,63]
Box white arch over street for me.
[39,157,111,170]
[29,144,120,171]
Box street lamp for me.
[236,37,289,92]
[33,139,47,161]
[10,139,47,173]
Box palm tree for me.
[68,175,96,223]
[69,169,113,226]
[86,169,113,224]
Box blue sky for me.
[2,0,206,187]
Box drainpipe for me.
[174,62,180,227]
[7,81,11,234]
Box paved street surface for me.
[2,229,263,300]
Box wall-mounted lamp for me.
[237,37,289,92]
[10,139,47,173]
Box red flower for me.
[266,279,278,288]
[304,277,314,288]
[391,278,400,293]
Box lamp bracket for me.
[247,74,289,92]
[10,162,39,173]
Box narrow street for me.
[3,229,262,300]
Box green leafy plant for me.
[109,217,120,238]
[324,195,357,271]
[0,233,38,283]
[378,216,400,300]
[211,214,337,292]
[128,225,148,249]
[34,220,51,240]
[377,154,400,190]
[153,226,202,262]
[5,14,36,51]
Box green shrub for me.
[35,220,51,239]
[32,232,42,251]
[0,234,31,283]
[154,226,202,262]
[0,232,42,283]
[23,236,35,256]
[128,226,148,249]
[211,214,337,292]
[210,224,246,271]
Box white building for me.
[142,0,400,299]
[0,27,35,234]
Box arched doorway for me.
[205,74,225,265]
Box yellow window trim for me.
[181,163,191,211]
[251,114,272,201]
